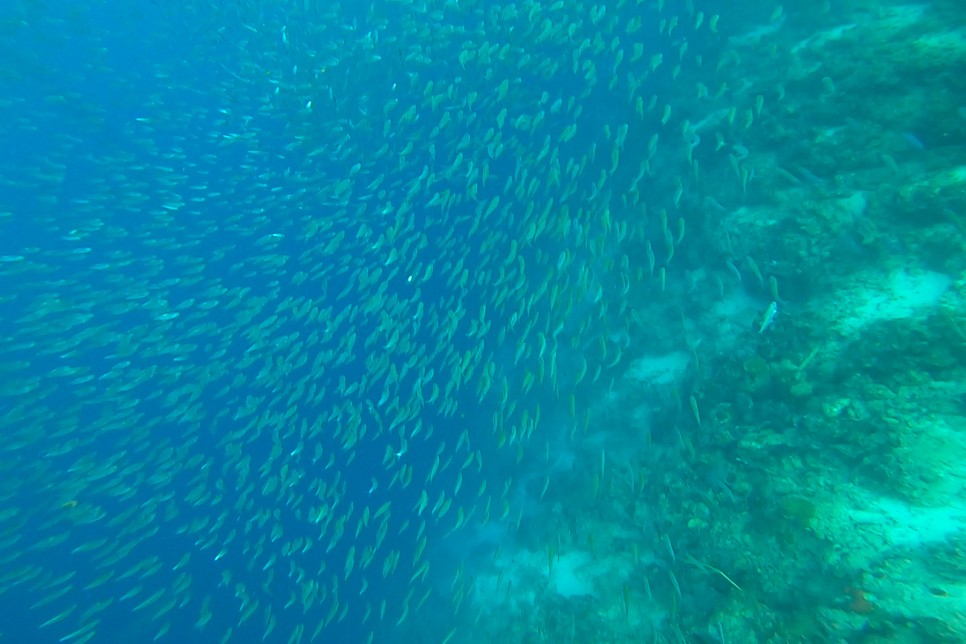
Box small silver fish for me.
[758,301,778,333]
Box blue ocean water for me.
[2,1,966,643]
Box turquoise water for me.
[1,0,964,642]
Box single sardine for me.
[759,301,778,333]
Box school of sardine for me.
[0,0,792,641]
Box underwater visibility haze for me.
[1,0,965,642]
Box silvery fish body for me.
[759,301,778,333]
